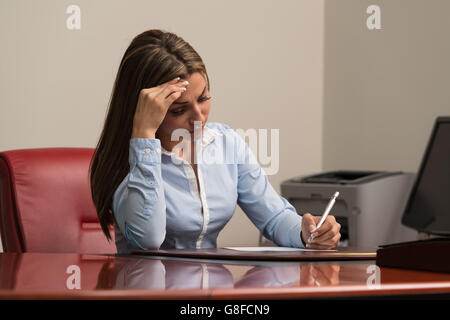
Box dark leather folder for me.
[376,238,450,273]
[133,247,376,261]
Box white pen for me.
[308,191,339,243]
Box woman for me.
[90,29,341,254]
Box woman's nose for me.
[189,104,204,124]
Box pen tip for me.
[334,191,340,197]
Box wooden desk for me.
[1,252,450,299]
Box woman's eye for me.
[199,96,211,102]
[170,97,210,115]
[170,109,185,115]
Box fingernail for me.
[181,87,187,91]
[174,77,180,81]
[181,81,189,85]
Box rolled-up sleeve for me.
[234,133,304,248]
[112,138,166,250]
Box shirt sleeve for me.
[233,131,305,248]
[112,138,166,250]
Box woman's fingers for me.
[166,89,184,105]
[144,77,186,95]
[303,215,341,249]
[301,213,315,244]
[157,77,182,89]
[307,233,341,250]
[156,82,188,102]
[312,219,341,243]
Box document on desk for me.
[224,246,337,252]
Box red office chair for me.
[0,148,116,253]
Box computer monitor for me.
[402,116,450,235]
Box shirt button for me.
[156,148,161,153]
[149,181,154,186]
[144,148,151,154]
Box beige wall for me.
[0,0,325,251]
[323,0,450,172]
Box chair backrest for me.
[0,148,116,253]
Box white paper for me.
[224,246,336,252]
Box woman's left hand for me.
[301,213,341,249]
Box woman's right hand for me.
[131,77,188,139]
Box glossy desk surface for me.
[1,252,450,299]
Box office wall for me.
[323,0,450,172]
[0,0,325,251]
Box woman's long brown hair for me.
[90,29,208,240]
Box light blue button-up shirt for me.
[112,122,304,254]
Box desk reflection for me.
[97,259,234,289]
[3,253,450,298]
[96,258,360,290]
[0,253,375,291]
